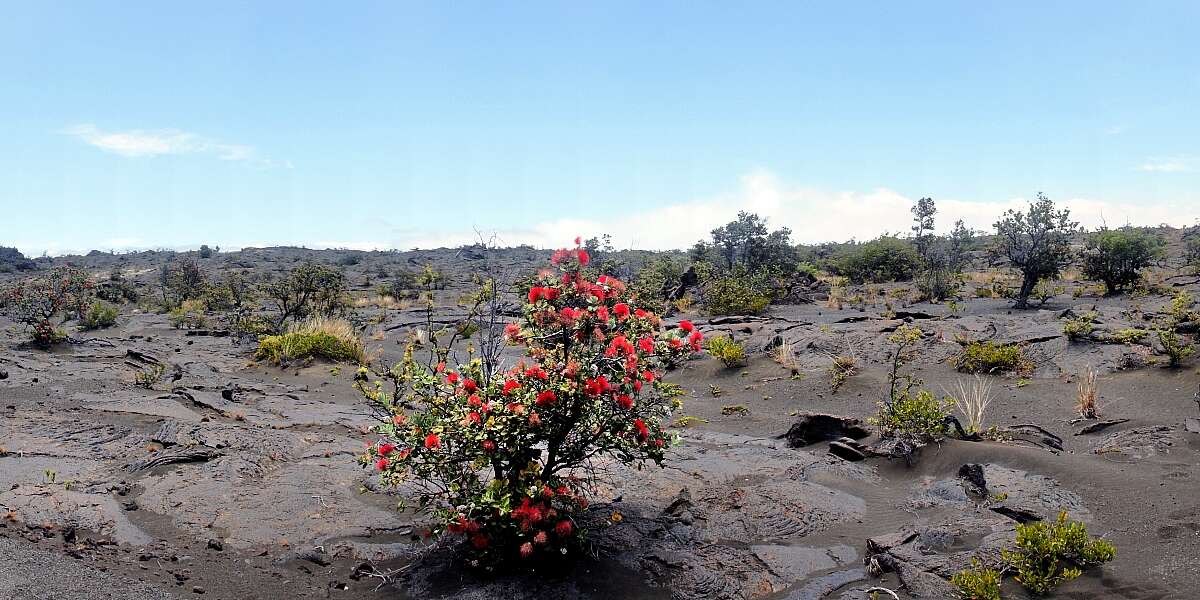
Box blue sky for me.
[2,1,1198,255]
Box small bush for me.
[1002,511,1115,595]
[705,335,746,368]
[1156,328,1194,367]
[1111,328,1147,345]
[82,302,118,330]
[702,274,771,316]
[1062,312,1096,341]
[833,236,921,284]
[198,244,215,259]
[950,559,1002,600]
[134,364,166,389]
[871,388,951,439]
[160,258,208,307]
[256,316,364,364]
[169,299,208,329]
[952,341,1024,374]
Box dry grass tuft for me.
[1076,365,1099,418]
[948,375,993,434]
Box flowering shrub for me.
[354,239,702,567]
[1,267,93,347]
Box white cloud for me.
[1137,156,1197,173]
[391,170,1200,251]
[16,170,1200,257]
[62,124,281,166]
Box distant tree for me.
[1081,228,1165,295]
[198,245,215,259]
[835,236,921,284]
[909,197,975,301]
[993,193,1078,309]
[160,258,208,307]
[263,262,347,329]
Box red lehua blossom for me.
[574,236,582,246]
[654,438,665,448]
[678,320,695,333]
[446,372,460,385]
[669,338,684,350]
[375,457,390,471]
[615,394,633,410]
[638,336,655,353]
[467,412,481,425]
[377,443,396,456]
[528,287,545,303]
[520,542,534,558]
[424,433,440,449]
[642,370,656,382]
[468,394,482,407]
[534,531,548,545]
[502,379,521,396]
[634,418,650,442]
[555,519,573,537]
[504,322,521,339]
[462,378,477,393]
[613,303,630,318]
[634,308,647,318]
[577,249,590,266]
[550,249,571,265]
[392,413,407,426]
[435,362,446,373]
[535,390,557,406]
[506,402,525,415]
[688,329,704,351]
[595,306,610,321]
[545,287,560,301]
[470,534,489,549]
[633,380,642,392]
[528,411,541,426]
[482,439,496,453]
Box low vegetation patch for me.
[256,316,364,365]
[706,335,747,368]
[952,341,1025,374]
[950,559,1002,600]
[1061,312,1096,341]
[1001,512,1115,595]
[82,301,118,330]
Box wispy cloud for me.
[1137,155,1197,173]
[62,123,286,167]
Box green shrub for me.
[833,236,921,284]
[702,274,771,316]
[168,299,207,329]
[950,559,1002,600]
[952,341,1024,373]
[134,364,166,389]
[1081,228,1165,295]
[1111,328,1147,345]
[705,335,746,368]
[1187,236,1200,274]
[1002,511,1115,595]
[870,388,951,440]
[1156,328,1194,367]
[255,316,364,365]
[1062,312,1096,341]
[82,302,118,330]
[631,256,689,313]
